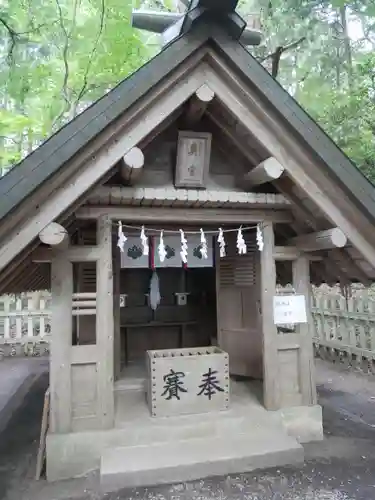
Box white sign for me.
[273,295,307,325]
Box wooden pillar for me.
[292,256,317,405]
[260,222,280,410]
[113,242,122,381]
[50,253,73,433]
[96,216,115,428]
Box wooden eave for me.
[85,186,290,209]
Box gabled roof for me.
[1,19,374,229]
[1,16,375,289]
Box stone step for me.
[113,386,290,448]
[114,398,285,448]
[100,431,304,492]
[112,415,264,447]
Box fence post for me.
[3,297,10,343]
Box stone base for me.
[100,433,303,492]
[46,382,323,484]
[273,404,324,443]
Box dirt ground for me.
[2,359,375,500]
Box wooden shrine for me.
[1,0,375,488]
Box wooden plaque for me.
[175,131,212,188]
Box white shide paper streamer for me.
[117,221,127,252]
[158,231,167,263]
[237,227,247,255]
[217,227,226,258]
[140,226,149,256]
[200,228,208,259]
[180,229,188,264]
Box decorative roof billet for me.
[132,0,262,47]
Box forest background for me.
[1,0,374,182]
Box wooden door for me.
[216,233,263,378]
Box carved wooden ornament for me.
[175,131,212,188]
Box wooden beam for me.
[320,255,350,286]
[185,84,215,124]
[244,157,284,187]
[75,206,293,224]
[0,255,34,295]
[273,246,323,262]
[207,117,262,173]
[330,248,371,287]
[2,260,38,294]
[273,177,318,230]
[206,107,261,165]
[120,147,144,185]
[139,108,183,149]
[31,246,101,263]
[288,228,347,252]
[39,222,69,249]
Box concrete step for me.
[100,431,304,492]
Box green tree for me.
[0,0,151,172]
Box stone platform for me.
[46,371,323,486]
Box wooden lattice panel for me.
[219,253,257,288]
[218,230,258,288]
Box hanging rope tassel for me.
[200,228,208,259]
[140,225,149,256]
[237,227,247,255]
[180,229,188,264]
[158,231,167,263]
[117,221,127,252]
[256,223,264,252]
[149,271,161,311]
[217,227,226,258]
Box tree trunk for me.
[340,5,353,89]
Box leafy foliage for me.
[239,0,375,182]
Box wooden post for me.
[113,240,122,381]
[260,222,280,410]
[50,254,73,433]
[96,216,115,428]
[292,256,317,405]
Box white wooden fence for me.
[0,293,51,357]
[312,292,375,372]
[2,290,375,372]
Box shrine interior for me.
[119,265,218,368]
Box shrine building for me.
[1,0,375,490]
